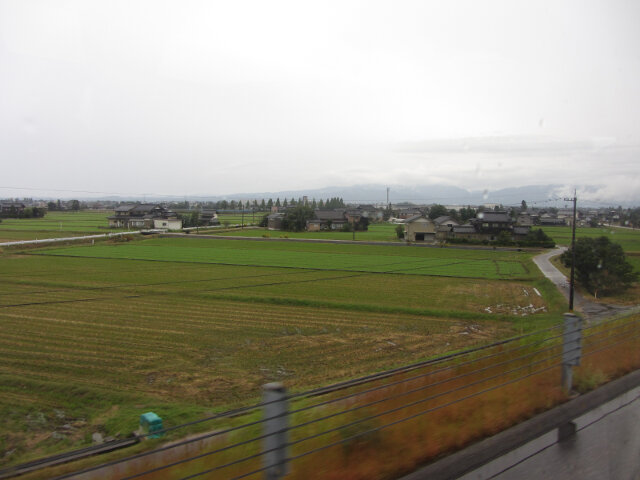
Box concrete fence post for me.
[562,313,582,392]
[262,383,289,480]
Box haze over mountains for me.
[101,184,632,208]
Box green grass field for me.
[543,225,640,252]
[0,211,125,243]
[37,237,534,280]
[206,222,401,241]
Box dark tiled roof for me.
[114,204,136,212]
[131,204,162,214]
[478,211,512,223]
[433,216,459,226]
[404,214,427,223]
[314,210,346,221]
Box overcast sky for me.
[1,0,639,203]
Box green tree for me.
[395,225,404,239]
[521,200,528,211]
[70,199,80,211]
[448,209,460,222]
[460,206,477,223]
[561,236,638,298]
[428,204,448,220]
[281,204,315,232]
[191,210,200,227]
[522,228,555,248]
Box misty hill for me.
[89,184,631,208]
[175,184,577,207]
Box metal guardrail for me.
[0,437,139,479]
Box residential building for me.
[107,204,182,229]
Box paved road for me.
[533,247,635,321]
[0,231,140,247]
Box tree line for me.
[189,197,346,211]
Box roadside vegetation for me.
[561,236,638,298]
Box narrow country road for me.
[0,231,140,247]
[533,247,635,321]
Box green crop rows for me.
[208,222,401,241]
[37,237,533,280]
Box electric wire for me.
[224,362,562,480]
[287,328,566,414]
[284,341,565,435]
[56,319,640,480]
[285,349,568,451]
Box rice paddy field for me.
[0,211,125,243]
[0,236,566,467]
[543,225,640,252]
[205,222,402,242]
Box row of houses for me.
[107,204,183,230]
[266,206,376,231]
[404,211,531,243]
[107,204,223,230]
[0,202,26,215]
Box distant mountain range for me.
[108,184,629,208]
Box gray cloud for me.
[1,1,639,202]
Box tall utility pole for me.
[564,191,577,310]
